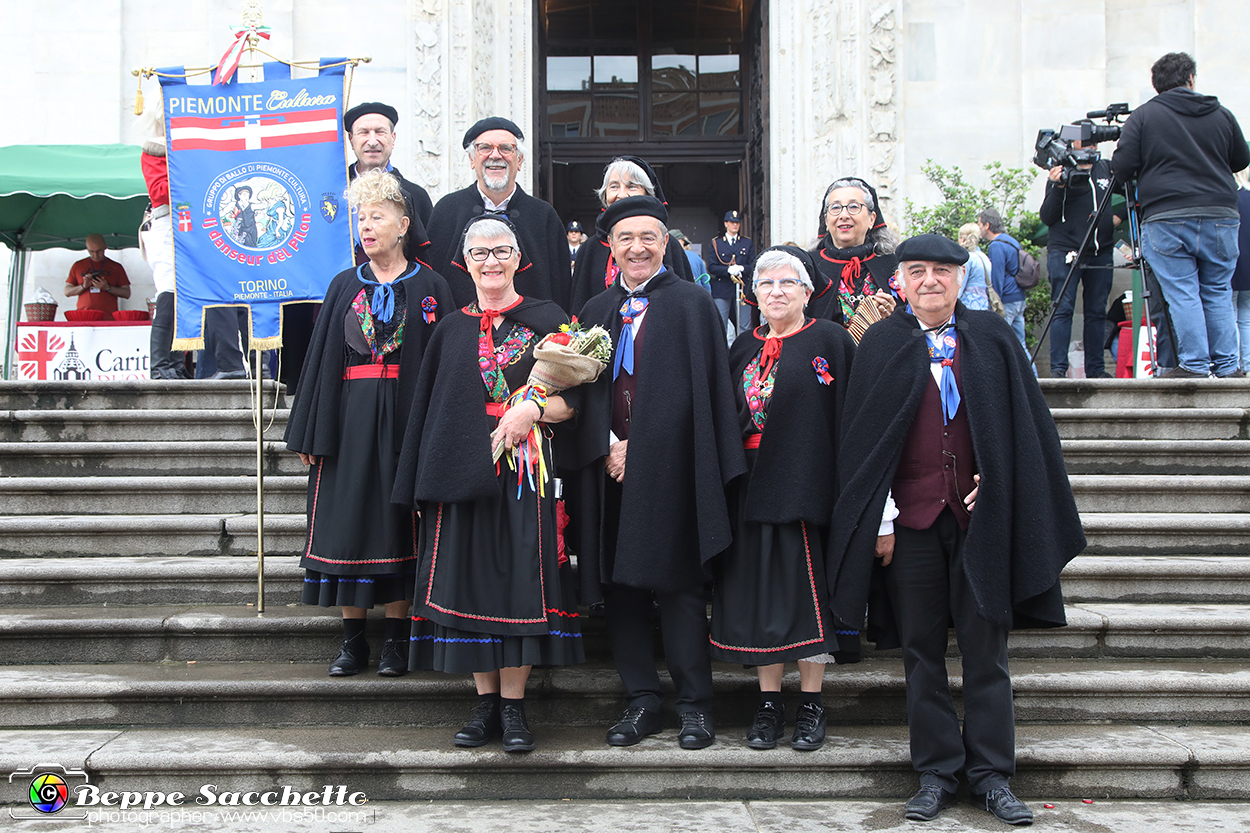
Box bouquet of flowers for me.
[491,321,614,492]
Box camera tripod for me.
[1029,178,1164,377]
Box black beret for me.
[463,117,524,149]
[599,195,668,233]
[895,233,970,265]
[343,102,398,132]
[756,245,818,287]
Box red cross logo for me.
[177,208,192,233]
[17,330,65,380]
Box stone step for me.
[3,723,1246,801]
[0,379,286,412]
[0,441,306,477]
[0,514,306,558]
[1062,556,1250,603]
[1069,475,1250,513]
[1,554,1244,610]
[1061,439,1250,475]
[0,476,308,515]
[1051,408,1249,440]
[1041,377,1250,410]
[0,603,1245,665]
[1081,512,1250,554]
[0,556,304,607]
[2,409,290,442]
[0,658,1245,731]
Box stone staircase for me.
[1,378,1248,805]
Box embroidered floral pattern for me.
[352,287,406,362]
[470,303,536,402]
[742,350,777,432]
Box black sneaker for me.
[327,637,369,677]
[677,711,714,749]
[454,699,502,748]
[974,785,1034,825]
[745,704,783,750]
[790,701,826,751]
[376,638,408,677]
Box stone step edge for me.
[3,724,1246,800]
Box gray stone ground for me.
[20,799,1250,832]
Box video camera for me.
[1033,103,1132,185]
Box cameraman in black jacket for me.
[1111,51,1249,378]
[1040,151,1119,377]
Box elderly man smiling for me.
[425,117,569,310]
[569,195,745,751]
[828,233,1084,826]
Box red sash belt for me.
[486,402,506,417]
[343,364,399,380]
[743,434,762,449]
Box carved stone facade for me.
[407,0,535,198]
[768,0,903,246]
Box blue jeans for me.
[1047,249,1113,377]
[1141,217,1241,376]
[1001,299,1036,376]
[1236,290,1250,372]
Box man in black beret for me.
[827,233,1084,825]
[423,117,569,310]
[343,102,433,231]
[568,195,746,750]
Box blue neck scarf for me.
[922,314,961,424]
[613,293,649,381]
[357,262,420,324]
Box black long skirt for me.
[410,455,584,674]
[709,451,861,665]
[299,375,418,609]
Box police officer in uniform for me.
[706,210,755,334]
[567,219,586,272]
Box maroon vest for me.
[891,340,976,531]
[612,314,647,440]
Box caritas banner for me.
[159,61,352,350]
[16,322,153,381]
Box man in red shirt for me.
[65,234,131,314]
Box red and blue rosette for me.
[813,356,834,385]
[421,296,437,324]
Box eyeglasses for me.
[826,202,867,216]
[467,245,518,262]
[754,278,804,294]
[473,142,518,158]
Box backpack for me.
[1011,241,1040,290]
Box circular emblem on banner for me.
[208,163,312,252]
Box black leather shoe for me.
[454,699,501,748]
[500,703,536,753]
[677,711,714,750]
[606,706,663,746]
[790,701,826,751]
[974,786,1034,825]
[376,638,408,677]
[745,704,783,750]
[904,785,957,821]
[327,637,369,677]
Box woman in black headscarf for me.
[710,245,858,752]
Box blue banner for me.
[160,64,351,349]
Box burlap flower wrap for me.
[527,336,608,394]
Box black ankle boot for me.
[500,700,535,753]
[328,619,369,677]
[454,697,502,748]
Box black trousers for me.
[887,509,1014,794]
[601,477,714,715]
[149,292,185,379]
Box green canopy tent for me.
[1,144,149,378]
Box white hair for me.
[462,218,520,258]
[595,159,655,206]
[752,250,813,292]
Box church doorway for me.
[535,0,768,253]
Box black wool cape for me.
[571,270,747,595]
[424,185,571,312]
[803,241,899,325]
[391,298,571,508]
[826,303,1085,648]
[283,262,454,458]
[727,318,855,525]
[570,230,693,313]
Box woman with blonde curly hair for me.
[285,169,453,678]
